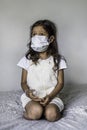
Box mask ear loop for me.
[49,35,55,43]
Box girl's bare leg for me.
[44,103,61,122]
[23,101,44,120]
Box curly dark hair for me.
[26,19,61,70]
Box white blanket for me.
[0,85,87,130]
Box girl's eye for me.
[40,33,44,35]
[32,33,46,36]
[32,33,36,36]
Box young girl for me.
[17,20,67,122]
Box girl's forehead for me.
[32,26,47,33]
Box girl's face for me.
[32,26,49,37]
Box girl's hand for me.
[25,89,41,102]
[40,95,51,107]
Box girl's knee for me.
[45,104,61,122]
[23,111,30,120]
[25,101,43,120]
[33,104,43,119]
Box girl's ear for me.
[49,35,55,43]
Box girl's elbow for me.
[59,82,64,88]
[21,82,26,87]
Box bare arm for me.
[49,69,64,99]
[21,68,29,92]
[21,68,41,101]
[40,69,64,106]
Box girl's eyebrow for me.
[32,31,46,34]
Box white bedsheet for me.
[0,85,87,130]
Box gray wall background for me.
[0,0,87,91]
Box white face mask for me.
[31,35,50,52]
